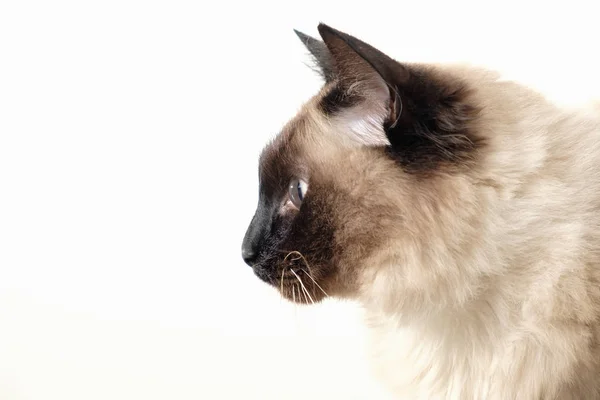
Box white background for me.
[1,1,599,399]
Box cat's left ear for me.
[316,23,410,133]
[294,29,336,82]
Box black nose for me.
[242,204,270,267]
[241,246,257,266]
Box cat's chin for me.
[250,257,332,305]
[252,265,329,305]
[278,284,328,305]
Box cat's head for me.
[241,24,489,307]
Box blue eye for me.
[288,178,308,208]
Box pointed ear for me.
[294,29,335,82]
[311,24,482,172]
[316,23,411,128]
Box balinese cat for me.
[241,23,600,399]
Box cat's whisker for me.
[300,268,329,298]
[301,289,308,303]
[297,274,312,303]
[303,285,311,305]
[283,251,327,299]
[285,251,313,273]
[295,280,305,303]
[280,265,287,295]
[290,269,314,304]
[283,250,304,263]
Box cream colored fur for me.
[346,66,600,399]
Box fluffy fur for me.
[242,23,600,399]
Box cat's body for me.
[242,24,600,399]
[363,66,600,399]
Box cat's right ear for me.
[294,29,335,82]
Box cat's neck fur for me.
[357,75,600,398]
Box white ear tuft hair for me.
[337,109,391,147]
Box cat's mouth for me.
[252,252,329,304]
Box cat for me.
[241,23,600,399]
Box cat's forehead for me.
[257,84,378,194]
[260,92,332,166]
[259,112,316,186]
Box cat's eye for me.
[288,178,308,209]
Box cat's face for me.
[242,24,484,305]
[241,103,407,303]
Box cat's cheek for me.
[279,200,301,215]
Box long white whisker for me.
[280,265,286,295]
[300,268,329,298]
[290,269,314,304]
[284,252,326,297]
[301,282,310,304]
[300,285,307,304]
[302,285,311,304]
[295,278,306,304]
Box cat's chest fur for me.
[361,187,600,399]
[366,306,595,400]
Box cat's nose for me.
[242,206,270,267]
[241,247,257,266]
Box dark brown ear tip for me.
[317,23,335,38]
[317,23,353,46]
